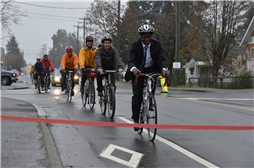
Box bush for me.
[236,72,253,89]
[171,66,186,87]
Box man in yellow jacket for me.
[79,35,98,93]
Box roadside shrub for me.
[236,72,253,89]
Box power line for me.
[12,1,88,9]
[27,16,78,22]
[26,12,80,19]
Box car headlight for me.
[74,75,79,79]
[54,77,60,81]
[12,74,16,77]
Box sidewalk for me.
[1,97,50,168]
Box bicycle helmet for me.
[65,45,73,52]
[43,54,48,58]
[36,57,41,60]
[138,24,154,35]
[101,36,112,43]
[86,35,94,42]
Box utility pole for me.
[117,0,120,52]
[74,22,85,57]
[79,18,86,46]
[175,1,180,85]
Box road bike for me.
[30,73,34,84]
[135,72,167,141]
[65,70,73,102]
[81,68,96,109]
[44,71,50,93]
[99,70,118,119]
[36,72,43,94]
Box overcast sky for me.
[1,0,93,64]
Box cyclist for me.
[41,54,54,89]
[29,65,34,81]
[61,45,79,96]
[124,24,168,131]
[79,35,98,93]
[33,57,46,91]
[95,36,123,97]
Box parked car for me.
[51,69,79,86]
[1,70,18,85]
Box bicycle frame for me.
[66,70,73,102]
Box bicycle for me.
[81,68,96,109]
[98,70,118,119]
[36,72,43,94]
[44,71,50,93]
[65,69,73,102]
[135,72,167,142]
[30,73,34,84]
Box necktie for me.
[140,45,149,71]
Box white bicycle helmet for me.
[36,57,41,60]
[138,24,154,35]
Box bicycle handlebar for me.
[135,73,168,86]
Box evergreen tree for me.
[6,36,21,55]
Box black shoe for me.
[48,86,51,89]
[71,91,74,96]
[61,85,66,91]
[134,121,139,131]
[149,104,154,111]
[98,91,103,97]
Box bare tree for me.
[84,0,125,44]
[202,1,253,79]
[1,0,26,33]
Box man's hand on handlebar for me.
[118,69,123,75]
[163,70,169,77]
[98,69,103,75]
[133,68,141,77]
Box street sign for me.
[173,62,181,69]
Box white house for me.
[239,16,254,74]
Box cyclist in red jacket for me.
[41,55,54,89]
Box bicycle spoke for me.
[146,94,157,142]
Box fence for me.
[188,76,254,89]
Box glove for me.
[51,69,54,72]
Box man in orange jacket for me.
[61,45,79,96]
[79,35,97,93]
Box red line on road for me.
[1,115,254,130]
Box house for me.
[239,16,254,74]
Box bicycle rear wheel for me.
[88,80,95,109]
[99,88,106,115]
[107,86,115,119]
[146,94,157,142]
[44,77,48,93]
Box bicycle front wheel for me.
[146,94,157,142]
[138,101,145,135]
[82,82,88,106]
[67,80,72,102]
[107,86,115,119]
[88,80,95,109]
[99,88,106,115]
[38,78,41,94]
[44,78,48,93]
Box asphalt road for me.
[1,75,253,168]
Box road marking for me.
[118,117,220,168]
[33,104,46,116]
[179,98,254,111]
[180,98,254,101]
[100,144,144,168]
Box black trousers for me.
[81,67,94,85]
[131,66,157,121]
[96,72,115,92]
[61,70,75,91]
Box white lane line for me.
[118,117,220,168]
[33,104,46,117]
[180,98,253,101]
[100,144,144,168]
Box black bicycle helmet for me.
[138,24,154,35]
[43,54,48,58]
[86,35,94,42]
[101,36,112,43]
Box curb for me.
[7,87,29,90]
[34,104,64,168]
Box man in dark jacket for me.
[124,24,168,131]
[95,36,123,96]
[33,57,46,91]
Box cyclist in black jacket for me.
[33,57,46,91]
[95,36,123,96]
